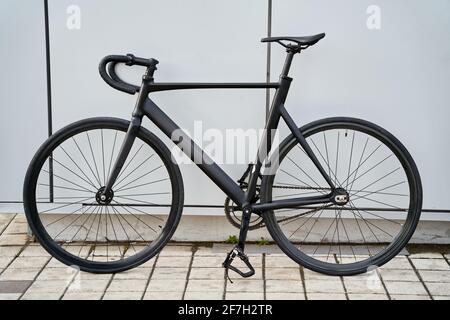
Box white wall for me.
[0,0,48,205]
[1,0,449,219]
[270,0,450,215]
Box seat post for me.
[280,50,296,77]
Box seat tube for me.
[245,51,296,202]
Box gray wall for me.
[0,0,48,208]
[1,0,449,219]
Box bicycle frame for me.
[104,51,337,213]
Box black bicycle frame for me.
[103,51,336,213]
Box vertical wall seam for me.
[265,0,272,121]
[44,0,54,202]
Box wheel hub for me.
[96,186,114,205]
[333,188,349,206]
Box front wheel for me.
[23,117,184,273]
[260,117,422,276]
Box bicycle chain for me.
[224,183,330,230]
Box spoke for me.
[39,183,94,194]
[351,181,406,198]
[336,209,342,262]
[67,203,100,243]
[273,190,324,199]
[350,207,373,257]
[107,131,119,179]
[334,131,340,186]
[339,213,357,261]
[309,137,343,186]
[115,144,144,182]
[105,205,123,257]
[277,204,333,225]
[279,169,326,195]
[52,158,98,190]
[323,132,332,180]
[115,192,170,197]
[121,204,164,222]
[113,154,155,189]
[39,195,93,214]
[341,142,383,188]
[115,165,163,192]
[44,200,95,228]
[313,212,337,256]
[352,193,405,211]
[72,137,102,186]
[115,178,169,193]
[349,206,403,225]
[86,132,102,187]
[77,205,102,257]
[60,146,98,188]
[287,156,327,192]
[300,206,326,243]
[43,170,96,193]
[101,129,106,185]
[350,154,394,186]
[351,168,402,198]
[38,196,95,200]
[114,196,158,206]
[346,137,369,193]
[112,200,158,234]
[345,131,355,190]
[109,205,136,247]
[288,206,321,239]
[93,205,104,259]
[349,200,394,238]
[326,210,339,261]
[110,205,147,241]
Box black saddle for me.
[261,33,325,51]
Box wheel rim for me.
[263,121,420,272]
[29,123,178,266]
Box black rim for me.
[262,119,421,273]
[24,119,182,270]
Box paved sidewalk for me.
[0,214,449,300]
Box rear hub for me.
[333,188,349,206]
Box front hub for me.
[333,188,349,206]
[96,186,114,205]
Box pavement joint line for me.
[375,268,391,300]
[262,253,266,300]
[18,251,53,300]
[334,254,349,300]
[0,213,17,236]
[443,253,450,267]
[99,244,129,300]
[222,255,228,300]
[139,252,159,300]
[299,266,308,300]
[0,240,31,278]
[406,255,433,300]
[59,267,80,300]
[181,246,196,300]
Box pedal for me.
[222,246,255,282]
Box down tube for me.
[142,98,246,206]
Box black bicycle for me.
[23,33,422,277]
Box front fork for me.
[103,116,141,196]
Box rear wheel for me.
[23,117,184,273]
[260,117,422,275]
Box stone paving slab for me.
[0,233,448,300]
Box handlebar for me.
[99,54,159,95]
